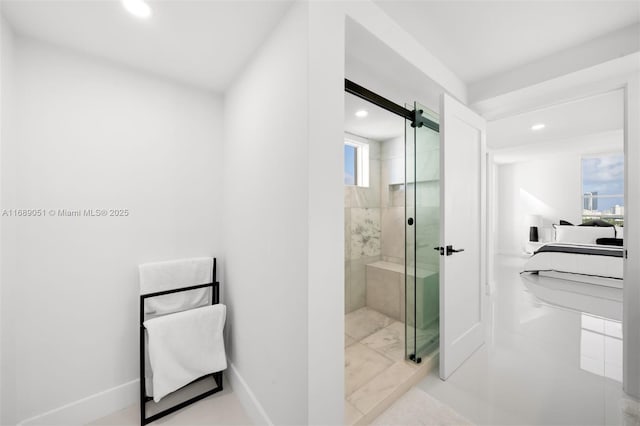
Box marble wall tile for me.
[350,208,381,258]
[349,255,379,311]
[416,128,439,153]
[416,150,439,182]
[391,157,405,186]
[351,185,379,210]
[390,185,405,207]
[414,206,440,270]
[381,136,403,160]
[417,181,440,207]
[349,158,381,208]
[399,279,406,324]
[405,271,439,329]
[381,207,404,260]
[366,264,402,321]
[345,260,352,314]
[383,255,404,265]
[344,208,351,259]
[368,139,382,160]
[380,160,390,207]
[350,258,366,312]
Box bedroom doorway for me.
[416,89,633,426]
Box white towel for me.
[139,257,213,315]
[144,304,227,402]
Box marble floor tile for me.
[345,307,395,341]
[372,387,473,426]
[345,400,364,425]
[348,361,416,415]
[345,334,357,347]
[361,321,405,362]
[345,343,393,396]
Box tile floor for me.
[345,307,436,425]
[415,255,640,426]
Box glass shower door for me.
[405,102,440,363]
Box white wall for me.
[623,72,640,400]
[496,153,582,254]
[0,15,16,425]
[222,3,310,424]
[307,3,345,423]
[305,2,467,423]
[2,37,223,424]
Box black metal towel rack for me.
[139,258,223,425]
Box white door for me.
[439,93,487,380]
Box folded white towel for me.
[139,257,213,315]
[144,304,227,402]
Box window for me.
[344,139,369,187]
[344,144,357,186]
[581,153,624,226]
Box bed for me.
[521,223,624,288]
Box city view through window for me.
[582,153,624,226]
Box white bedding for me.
[553,225,615,244]
[522,242,623,289]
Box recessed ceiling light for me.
[122,0,152,19]
[355,110,368,118]
[531,123,545,131]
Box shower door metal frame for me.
[345,79,439,131]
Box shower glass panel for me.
[405,102,440,363]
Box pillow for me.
[596,237,623,246]
[579,219,614,227]
[616,226,624,239]
[553,224,616,244]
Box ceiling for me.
[345,92,405,142]
[488,89,623,151]
[4,0,638,95]
[2,0,635,149]
[1,0,292,92]
[345,19,444,114]
[345,88,624,151]
[374,0,640,84]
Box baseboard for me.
[17,362,270,426]
[18,379,138,426]
[226,362,273,426]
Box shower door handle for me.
[446,245,464,256]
